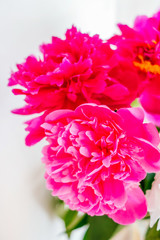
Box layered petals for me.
[42,104,160,224]
[109,11,160,125]
[9,26,141,145]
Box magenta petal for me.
[79,146,92,157]
[118,108,160,146]
[102,156,111,167]
[109,186,147,224]
[140,82,160,126]
[45,109,75,122]
[143,122,160,147]
[134,137,160,172]
[35,75,51,84]
[75,103,122,123]
[118,107,144,122]
[104,84,129,100]
[144,111,160,128]
[125,159,146,182]
[118,108,144,136]
[103,178,127,208]
[25,114,46,146]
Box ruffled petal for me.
[109,186,147,224]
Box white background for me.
[0,0,160,239]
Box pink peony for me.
[109,11,160,126]
[9,26,139,146]
[42,103,160,224]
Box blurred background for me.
[0,0,160,239]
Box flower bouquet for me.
[9,10,160,240]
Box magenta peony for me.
[109,11,160,126]
[42,103,160,224]
[9,26,139,146]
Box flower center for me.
[133,54,160,74]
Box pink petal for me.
[118,108,160,146]
[104,84,129,100]
[109,186,147,224]
[134,137,160,172]
[45,109,74,122]
[102,178,127,208]
[25,114,46,146]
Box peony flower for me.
[146,172,160,230]
[42,103,160,224]
[109,11,160,126]
[9,26,139,146]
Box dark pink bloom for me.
[109,11,160,125]
[9,27,138,145]
[42,103,160,224]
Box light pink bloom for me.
[9,26,139,146]
[109,11,160,126]
[42,103,160,224]
[146,172,160,230]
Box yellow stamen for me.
[133,55,160,75]
[152,40,157,44]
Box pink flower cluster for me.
[8,26,140,145]
[109,11,160,126]
[42,104,160,224]
[9,11,160,225]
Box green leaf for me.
[145,222,160,240]
[49,197,65,218]
[65,213,89,237]
[87,215,119,240]
[156,127,160,132]
[83,228,89,240]
[140,173,155,194]
[70,214,88,231]
[64,210,78,229]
